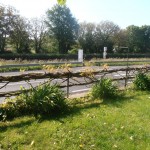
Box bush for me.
[133,72,150,90]
[91,78,118,100]
[0,83,68,120]
[24,83,68,116]
[0,53,78,60]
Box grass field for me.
[0,90,150,150]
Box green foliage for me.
[0,53,78,60]
[78,21,120,54]
[68,48,78,54]
[126,25,150,53]
[91,78,118,100]
[2,53,150,61]
[57,0,66,5]
[23,83,68,116]
[133,72,150,90]
[0,83,68,120]
[0,6,18,52]
[0,98,28,121]
[46,5,79,54]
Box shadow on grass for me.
[0,101,101,130]
[0,117,35,133]
[38,101,101,123]
[101,90,135,107]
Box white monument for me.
[103,47,107,59]
[78,49,83,62]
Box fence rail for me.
[0,66,150,98]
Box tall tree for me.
[140,25,150,52]
[29,17,47,53]
[95,21,120,53]
[126,25,142,53]
[112,29,128,52]
[78,22,96,53]
[78,21,120,53]
[0,5,18,52]
[46,5,79,54]
[10,16,31,53]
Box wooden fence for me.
[0,66,150,98]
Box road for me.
[0,66,134,103]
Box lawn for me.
[0,90,150,150]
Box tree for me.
[0,5,18,52]
[126,25,143,53]
[29,17,47,53]
[94,21,120,53]
[140,25,150,52]
[10,16,31,53]
[78,22,96,53]
[46,5,79,54]
[112,29,128,52]
[78,21,120,54]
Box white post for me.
[78,49,83,62]
[103,47,107,59]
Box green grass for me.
[0,90,150,149]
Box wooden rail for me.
[0,66,149,98]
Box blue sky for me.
[0,0,150,29]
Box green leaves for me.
[46,5,79,54]
[133,72,150,90]
[57,0,66,5]
[91,78,118,100]
[0,83,68,120]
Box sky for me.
[0,0,150,29]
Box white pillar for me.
[78,49,83,62]
[103,47,107,59]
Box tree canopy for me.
[46,5,79,54]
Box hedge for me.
[0,53,150,60]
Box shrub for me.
[91,78,118,100]
[0,83,68,120]
[24,83,68,116]
[133,72,150,90]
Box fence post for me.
[125,47,129,88]
[67,73,70,98]
[125,68,128,87]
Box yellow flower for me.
[79,144,83,148]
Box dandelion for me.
[79,144,83,148]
